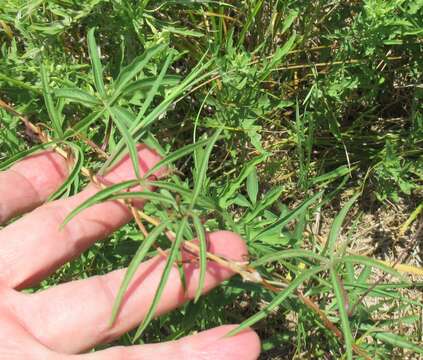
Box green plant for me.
[1,0,422,358]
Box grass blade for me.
[120,75,181,99]
[47,142,84,200]
[372,332,423,354]
[152,181,216,209]
[246,167,259,205]
[309,165,355,187]
[219,154,267,208]
[106,191,176,206]
[260,32,297,81]
[280,9,299,34]
[103,179,216,209]
[252,249,327,267]
[356,265,372,284]
[113,44,167,97]
[135,53,174,123]
[100,58,213,174]
[242,186,284,224]
[226,266,323,337]
[143,137,210,179]
[256,191,323,239]
[110,221,169,325]
[134,217,188,339]
[87,28,106,98]
[342,255,407,281]
[55,88,101,106]
[238,0,264,46]
[66,110,104,136]
[330,267,353,360]
[192,214,207,302]
[190,129,222,208]
[61,179,141,226]
[324,192,360,257]
[109,105,141,178]
[40,63,63,137]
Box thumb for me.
[68,325,260,360]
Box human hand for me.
[0,146,260,359]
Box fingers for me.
[0,146,162,289]
[0,150,68,224]
[70,325,260,360]
[18,231,248,354]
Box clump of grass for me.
[1,1,422,358]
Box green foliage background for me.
[0,1,422,359]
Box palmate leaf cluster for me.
[1,0,422,358]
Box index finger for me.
[0,145,162,289]
[0,150,68,224]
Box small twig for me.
[78,132,109,159]
[130,205,149,237]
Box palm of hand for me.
[0,147,260,359]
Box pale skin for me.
[0,146,261,359]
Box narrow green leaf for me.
[345,262,355,283]
[309,165,355,186]
[163,26,204,37]
[261,31,297,81]
[252,249,327,267]
[134,217,188,339]
[110,221,169,325]
[152,181,216,209]
[55,88,101,107]
[61,179,141,226]
[227,266,323,337]
[219,154,267,208]
[342,255,406,281]
[233,194,252,207]
[48,142,84,201]
[106,191,176,206]
[87,28,106,97]
[324,193,359,257]
[135,53,174,124]
[256,191,323,238]
[372,332,423,354]
[238,0,264,46]
[40,63,63,136]
[103,179,215,209]
[143,137,210,180]
[110,106,135,127]
[330,268,353,360]
[243,186,283,224]
[113,44,167,97]
[190,129,222,209]
[193,214,207,302]
[356,266,372,284]
[109,106,141,178]
[143,132,166,157]
[0,142,54,170]
[246,167,259,205]
[280,10,299,34]
[119,75,181,99]
[101,59,213,174]
[66,110,104,136]
[0,71,42,94]
[346,283,423,307]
